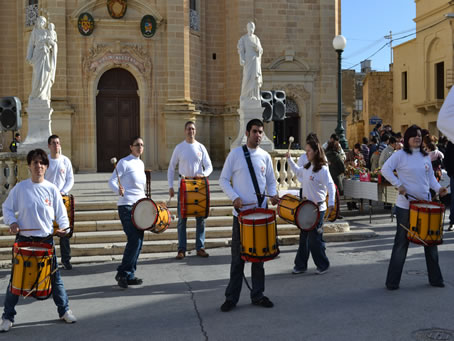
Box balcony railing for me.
[269,149,305,190]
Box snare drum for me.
[132,198,171,234]
[407,200,444,245]
[324,185,340,222]
[239,208,279,262]
[295,200,320,231]
[179,177,210,218]
[11,242,54,299]
[53,194,75,238]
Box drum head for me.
[132,199,157,230]
[296,201,319,230]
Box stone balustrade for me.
[0,153,29,210]
[269,149,305,190]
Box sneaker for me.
[196,249,209,258]
[448,224,454,231]
[292,267,306,274]
[127,277,143,285]
[62,261,73,270]
[315,268,329,275]
[0,319,13,332]
[220,300,236,312]
[60,310,77,323]
[252,296,274,308]
[176,250,185,260]
[115,274,128,289]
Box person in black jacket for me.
[445,141,454,231]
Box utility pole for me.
[384,30,392,70]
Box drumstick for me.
[110,157,124,196]
[287,136,294,153]
[24,268,58,299]
[18,228,40,231]
[399,224,428,246]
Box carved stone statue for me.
[237,22,263,106]
[26,16,58,103]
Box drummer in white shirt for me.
[108,136,146,289]
[168,121,213,259]
[286,138,335,275]
[381,125,448,290]
[45,135,74,270]
[1,149,76,332]
[219,119,279,312]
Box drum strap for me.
[242,145,265,207]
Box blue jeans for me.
[225,217,264,303]
[294,211,330,272]
[450,176,454,225]
[177,189,206,252]
[117,205,144,280]
[386,206,443,287]
[59,236,71,264]
[2,236,69,322]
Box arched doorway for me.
[273,98,301,149]
[96,68,140,172]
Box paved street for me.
[0,208,453,340]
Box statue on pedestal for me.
[237,22,263,107]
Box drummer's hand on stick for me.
[285,151,290,158]
[439,187,448,197]
[119,184,125,197]
[398,185,406,196]
[9,223,19,235]
[270,194,279,206]
[55,228,67,238]
[169,188,175,198]
[233,198,242,210]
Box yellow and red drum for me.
[53,194,75,238]
[239,208,279,262]
[132,198,171,234]
[407,200,444,245]
[10,242,54,299]
[277,194,320,231]
[179,177,210,218]
[324,185,340,222]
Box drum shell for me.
[179,177,210,218]
[324,185,340,222]
[408,200,444,245]
[53,194,75,238]
[239,208,279,262]
[11,242,53,299]
[149,203,171,234]
[277,194,302,225]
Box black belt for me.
[17,235,53,243]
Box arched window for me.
[273,98,301,149]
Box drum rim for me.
[409,200,445,213]
[239,207,276,225]
[295,200,320,231]
[131,197,158,230]
[14,241,53,256]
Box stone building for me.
[393,0,454,135]
[0,0,342,172]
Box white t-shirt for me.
[288,157,335,211]
[438,86,454,142]
[381,149,441,209]
[108,154,146,206]
[2,179,69,237]
[44,154,74,194]
[167,140,213,189]
[219,146,277,216]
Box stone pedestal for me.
[18,99,52,152]
[230,100,274,151]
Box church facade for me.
[0,0,341,171]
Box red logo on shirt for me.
[197,152,202,158]
[60,168,65,174]
[44,198,51,206]
[261,166,265,175]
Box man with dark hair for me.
[379,136,397,168]
[370,123,382,141]
[378,133,390,153]
[219,119,279,312]
[44,135,74,270]
[9,133,21,153]
[168,121,213,259]
[322,133,345,161]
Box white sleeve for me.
[2,185,18,226]
[322,167,336,207]
[108,159,125,193]
[437,87,454,142]
[201,145,213,177]
[381,152,401,188]
[54,191,69,230]
[265,155,277,196]
[61,158,74,194]
[287,156,305,177]
[219,152,239,202]
[167,146,179,189]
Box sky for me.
[341,0,416,72]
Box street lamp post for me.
[332,35,348,150]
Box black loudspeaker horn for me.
[0,97,22,131]
[261,91,273,122]
[272,90,286,121]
